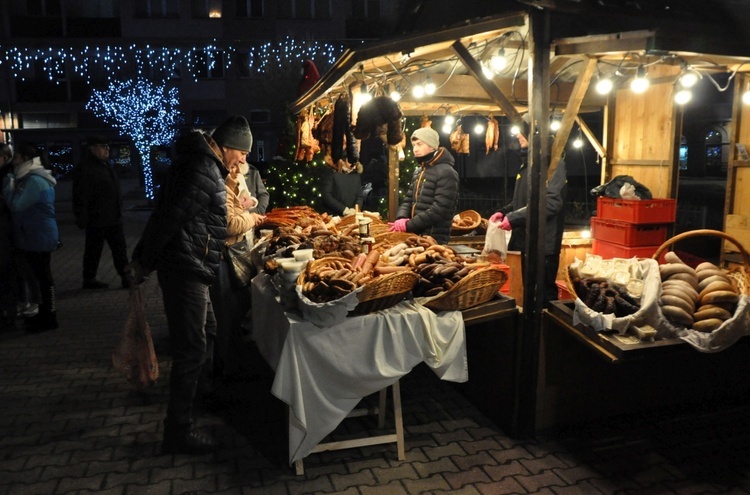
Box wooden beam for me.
[575,115,605,158]
[549,57,596,180]
[450,41,524,126]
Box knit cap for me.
[212,115,253,152]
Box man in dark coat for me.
[320,161,363,216]
[491,130,567,307]
[128,117,244,455]
[389,127,459,244]
[72,136,129,289]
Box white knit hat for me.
[411,127,440,150]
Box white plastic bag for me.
[481,220,507,262]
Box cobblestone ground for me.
[1,179,750,494]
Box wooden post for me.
[387,143,400,221]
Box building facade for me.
[0,0,398,180]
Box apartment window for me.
[236,0,263,18]
[26,0,61,16]
[192,0,222,18]
[352,0,380,19]
[194,50,225,79]
[19,113,71,129]
[134,0,179,18]
[278,0,330,19]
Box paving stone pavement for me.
[2,178,750,494]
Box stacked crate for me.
[590,197,677,259]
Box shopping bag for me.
[481,219,507,262]
[225,237,256,288]
[112,286,159,388]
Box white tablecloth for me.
[251,273,468,464]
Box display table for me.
[537,300,750,431]
[250,273,468,470]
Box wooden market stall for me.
[289,5,750,437]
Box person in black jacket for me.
[490,129,567,307]
[389,127,459,244]
[128,117,250,455]
[72,136,129,289]
[320,160,363,216]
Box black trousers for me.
[208,257,252,378]
[157,271,217,431]
[83,223,128,280]
[17,250,55,316]
[521,252,561,308]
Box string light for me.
[0,37,344,83]
[630,65,649,94]
[86,78,183,200]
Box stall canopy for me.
[290,4,750,438]
[291,7,750,145]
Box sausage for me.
[374,265,411,275]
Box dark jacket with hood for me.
[72,148,123,228]
[498,152,567,256]
[132,131,227,283]
[395,147,459,244]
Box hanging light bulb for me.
[742,90,750,105]
[490,48,507,73]
[412,84,425,98]
[359,81,372,104]
[442,123,452,134]
[630,65,649,94]
[595,75,614,95]
[389,84,402,101]
[674,89,692,105]
[573,135,583,148]
[444,112,455,126]
[679,69,700,88]
[550,117,561,132]
[424,75,436,95]
[474,120,485,135]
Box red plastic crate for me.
[556,280,573,300]
[596,197,677,224]
[592,239,661,259]
[492,263,511,294]
[590,217,669,247]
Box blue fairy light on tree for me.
[86,78,183,200]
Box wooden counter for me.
[453,294,520,433]
[537,302,750,431]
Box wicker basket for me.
[352,271,420,315]
[423,266,508,311]
[652,229,750,296]
[374,231,414,245]
[296,257,352,285]
[451,210,482,235]
[337,212,385,229]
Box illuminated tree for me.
[86,78,183,200]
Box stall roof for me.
[290,8,750,120]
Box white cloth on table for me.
[251,272,468,464]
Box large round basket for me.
[451,209,482,235]
[423,266,508,311]
[352,271,420,315]
[651,229,750,296]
